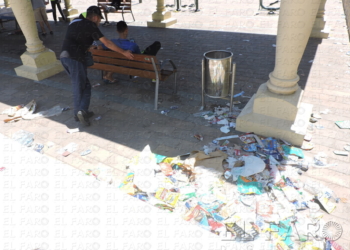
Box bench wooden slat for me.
[93,56,157,71]
[91,63,157,79]
[91,62,173,81]
[90,49,159,64]
[90,63,156,79]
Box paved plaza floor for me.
[0,0,350,249]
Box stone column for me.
[236,0,321,147]
[11,0,63,81]
[62,0,78,22]
[4,0,10,7]
[311,0,329,38]
[147,0,177,28]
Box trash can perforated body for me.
[203,50,233,98]
[201,50,236,111]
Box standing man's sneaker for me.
[102,21,110,26]
[74,111,94,122]
[77,110,91,126]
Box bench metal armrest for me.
[162,59,177,72]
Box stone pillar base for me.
[14,49,63,81]
[311,17,329,39]
[60,14,79,22]
[236,83,313,146]
[61,8,79,22]
[310,29,329,39]
[147,18,177,28]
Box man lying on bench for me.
[96,21,161,84]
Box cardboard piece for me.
[189,150,228,172]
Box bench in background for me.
[97,0,135,22]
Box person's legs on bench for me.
[103,71,117,84]
[101,4,115,26]
[143,41,161,56]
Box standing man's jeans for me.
[60,57,91,117]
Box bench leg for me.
[131,11,135,22]
[173,72,177,95]
[201,58,205,110]
[154,79,159,110]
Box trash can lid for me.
[204,50,233,60]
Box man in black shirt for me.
[60,6,133,126]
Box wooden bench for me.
[97,0,135,22]
[89,47,177,110]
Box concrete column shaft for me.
[267,0,321,94]
[62,0,78,21]
[274,0,320,80]
[10,0,45,54]
[317,0,326,18]
[156,0,166,12]
[63,0,73,10]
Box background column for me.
[11,0,63,81]
[62,0,79,22]
[147,0,177,28]
[310,0,329,38]
[236,0,321,146]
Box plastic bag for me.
[231,155,266,179]
[129,145,162,193]
[22,105,63,120]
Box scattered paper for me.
[220,126,230,134]
[215,135,239,140]
[67,128,79,133]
